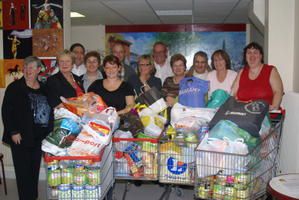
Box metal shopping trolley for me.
[112,136,159,199]
[158,137,199,200]
[194,111,285,200]
[44,142,114,200]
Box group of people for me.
[1,41,284,200]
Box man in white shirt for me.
[152,41,173,84]
[70,43,86,76]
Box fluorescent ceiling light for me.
[155,10,192,16]
[71,12,85,18]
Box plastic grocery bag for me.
[54,107,81,122]
[140,114,166,138]
[209,97,269,137]
[225,138,249,155]
[178,77,209,108]
[83,107,120,133]
[209,120,260,151]
[61,92,107,116]
[67,126,105,156]
[207,89,230,108]
[197,135,228,152]
[171,103,216,126]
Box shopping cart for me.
[158,137,199,200]
[194,112,285,200]
[112,136,159,199]
[44,142,114,200]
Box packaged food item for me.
[72,185,84,199]
[142,152,157,179]
[166,125,176,140]
[48,169,61,187]
[213,184,225,200]
[73,171,86,186]
[58,184,71,199]
[124,154,143,177]
[85,185,99,199]
[224,185,236,200]
[86,168,101,186]
[236,188,250,200]
[234,173,250,190]
[197,182,211,199]
[124,143,143,168]
[61,168,73,184]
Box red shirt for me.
[237,64,273,105]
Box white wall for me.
[279,92,299,173]
[266,0,295,92]
[70,25,106,53]
[265,0,299,173]
[293,0,299,92]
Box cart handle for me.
[112,137,158,143]
[44,147,105,163]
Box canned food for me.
[235,173,249,185]
[236,188,250,200]
[61,168,73,184]
[216,175,227,185]
[73,171,86,186]
[224,186,236,200]
[47,169,61,187]
[58,184,71,199]
[87,168,100,186]
[85,185,98,198]
[197,183,211,199]
[213,184,225,200]
[72,185,84,199]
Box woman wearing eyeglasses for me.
[128,54,162,96]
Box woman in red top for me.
[232,42,283,110]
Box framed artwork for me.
[38,58,57,82]
[3,29,32,59]
[2,0,29,30]
[32,28,63,57]
[0,1,3,29]
[0,59,4,88]
[106,24,246,71]
[31,0,63,29]
[3,59,24,87]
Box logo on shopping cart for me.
[167,157,187,175]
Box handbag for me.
[209,97,269,137]
[178,77,209,108]
[136,86,162,106]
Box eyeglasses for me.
[139,63,151,66]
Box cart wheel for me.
[175,187,183,197]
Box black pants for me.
[11,144,42,200]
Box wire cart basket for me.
[157,136,199,200]
[194,112,285,200]
[44,142,113,200]
[112,136,159,199]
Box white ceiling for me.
[71,0,253,26]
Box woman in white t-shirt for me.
[207,49,237,97]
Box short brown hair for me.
[84,51,101,65]
[103,55,121,67]
[211,49,231,70]
[170,53,187,68]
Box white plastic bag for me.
[67,126,105,156]
[171,103,216,126]
[225,138,249,155]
